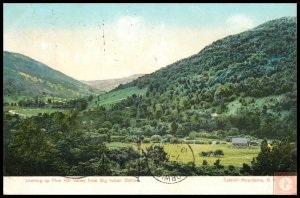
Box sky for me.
[3,3,297,81]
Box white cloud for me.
[226,14,254,31]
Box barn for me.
[231,137,250,147]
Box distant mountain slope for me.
[3,51,95,99]
[82,74,144,91]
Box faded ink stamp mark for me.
[274,172,297,195]
[145,142,195,184]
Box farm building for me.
[231,137,250,148]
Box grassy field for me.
[4,95,70,104]
[106,142,260,167]
[225,94,287,116]
[89,86,147,109]
[4,106,68,117]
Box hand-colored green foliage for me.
[3,17,297,176]
[250,139,297,175]
[3,51,96,99]
[87,17,297,140]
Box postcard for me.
[3,3,297,195]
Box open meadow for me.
[106,142,260,167]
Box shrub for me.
[214,149,224,156]
[177,139,184,143]
[124,136,134,143]
[201,149,225,157]
[95,134,108,142]
[143,138,150,143]
[162,139,168,143]
[202,160,208,166]
[151,135,162,143]
[111,136,124,142]
[170,137,180,144]
[195,133,201,138]
[188,131,197,140]
[162,134,174,142]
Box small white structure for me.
[211,113,218,117]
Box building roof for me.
[232,137,250,144]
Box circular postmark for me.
[145,142,195,184]
[63,176,86,179]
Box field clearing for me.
[4,106,68,117]
[106,142,260,167]
[89,86,147,109]
[4,95,69,104]
[225,94,287,116]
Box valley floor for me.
[106,142,260,167]
[4,106,68,117]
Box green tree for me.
[88,95,93,101]
[214,149,224,157]
[188,131,196,140]
[143,145,169,176]
[75,98,88,111]
[240,163,252,175]
[150,135,162,143]
[155,106,163,120]
[213,159,224,169]
[170,121,178,136]
[251,138,272,175]
[6,119,60,175]
[102,121,112,129]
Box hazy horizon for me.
[4,3,296,81]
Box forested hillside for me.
[3,51,95,99]
[109,16,297,140]
[4,17,297,176]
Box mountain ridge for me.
[116,16,296,92]
[3,51,96,100]
[104,16,296,140]
[81,74,144,91]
